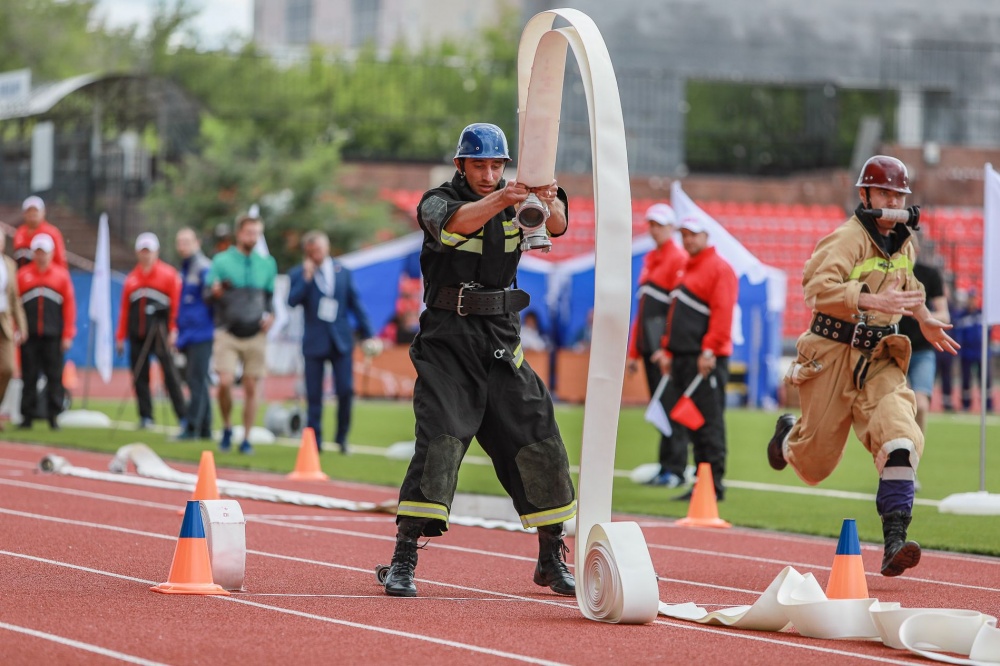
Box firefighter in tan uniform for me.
[767,155,959,578]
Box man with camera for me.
[381,122,577,599]
[206,212,277,454]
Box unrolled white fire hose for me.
[515,10,1000,662]
[517,8,658,625]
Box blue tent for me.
[337,229,785,407]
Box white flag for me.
[643,375,672,437]
[89,213,114,383]
[984,164,1000,325]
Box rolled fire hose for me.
[517,8,658,625]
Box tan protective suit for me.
[784,215,924,485]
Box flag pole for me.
[939,163,1000,514]
[980,302,987,493]
[82,324,94,408]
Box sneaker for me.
[767,414,795,471]
[170,430,198,442]
[138,417,154,430]
[336,440,349,455]
[219,428,233,452]
[238,439,253,455]
[647,471,684,488]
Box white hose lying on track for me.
[38,444,531,532]
[660,566,1000,665]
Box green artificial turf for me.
[12,398,1000,556]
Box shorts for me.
[907,349,936,397]
[213,328,267,379]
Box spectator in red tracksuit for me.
[626,203,690,487]
[115,232,186,429]
[17,233,76,429]
[13,196,68,269]
[652,214,738,501]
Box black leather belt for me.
[429,283,530,316]
[811,313,898,350]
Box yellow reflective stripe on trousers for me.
[397,501,450,525]
[512,343,524,369]
[521,500,578,529]
[848,254,914,280]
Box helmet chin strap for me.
[863,187,872,209]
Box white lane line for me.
[0,478,179,511]
[0,551,566,666]
[651,619,917,666]
[0,621,170,666]
[644,522,1000,566]
[649,543,1000,593]
[1,547,918,665]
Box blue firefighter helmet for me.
[454,123,510,160]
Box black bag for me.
[220,287,266,338]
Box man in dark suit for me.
[287,230,375,453]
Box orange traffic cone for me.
[676,462,731,528]
[179,451,220,514]
[152,500,229,595]
[62,360,78,391]
[287,427,328,481]
[825,519,869,599]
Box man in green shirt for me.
[206,213,278,454]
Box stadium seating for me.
[381,190,984,339]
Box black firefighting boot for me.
[534,523,575,596]
[880,511,921,577]
[384,519,425,597]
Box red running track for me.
[1,441,998,665]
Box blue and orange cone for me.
[825,518,869,599]
[151,500,229,595]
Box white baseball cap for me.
[135,232,160,252]
[22,196,45,213]
[30,233,55,253]
[645,203,676,226]
[678,215,708,234]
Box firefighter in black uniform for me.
[382,123,577,598]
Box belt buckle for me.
[456,281,482,317]
[850,312,873,349]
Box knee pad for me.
[515,436,575,508]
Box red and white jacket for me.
[116,260,181,342]
[17,262,76,342]
[661,246,738,358]
[628,239,688,360]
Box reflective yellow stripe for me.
[455,238,483,254]
[441,229,468,248]
[521,500,578,529]
[397,501,450,525]
[453,237,520,254]
[848,255,914,280]
[513,343,524,369]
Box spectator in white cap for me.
[0,232,27,429]
[650,209,738,502]
[14,196,68,269]
[17,233,77,429]
[116,232,186,429]
[627,203,690,487]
